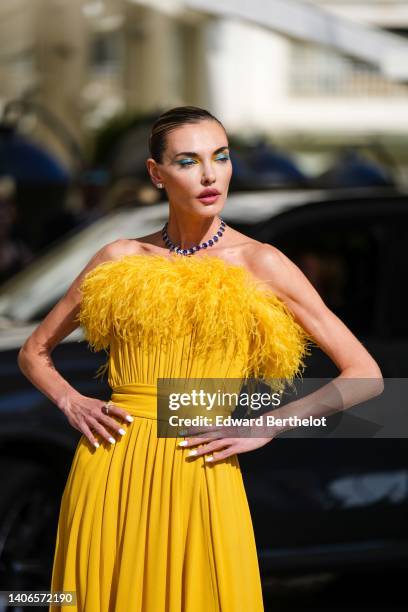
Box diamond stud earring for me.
[156,183,163,189]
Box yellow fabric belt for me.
[110,383,163,420]
[110,382,234,422]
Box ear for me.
[146,158,164,187]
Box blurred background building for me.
[1,0,408,269]
[1,1,408,157]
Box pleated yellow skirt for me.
[49,383,264,611]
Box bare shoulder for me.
[244,242,288,277]
[243,242,302,298]
[67,239,142,289]
[69,239,134,291]
[89,238,144,266]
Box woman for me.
[18,106,383,611]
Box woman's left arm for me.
[181,244,384,462]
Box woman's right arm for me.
[17,241,134,449]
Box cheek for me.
[225,165,233,181]
[168,170,198,192]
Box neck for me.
[165,213,222,249]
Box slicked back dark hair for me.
[148,106,226,164]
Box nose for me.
[201,161,216,185]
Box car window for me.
[263,216,381,338]
[380,224,408,339]
[0,205,170,322]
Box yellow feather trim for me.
[75,253,315,388]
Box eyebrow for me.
[173,146,229,159]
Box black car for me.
[0,187,407,593]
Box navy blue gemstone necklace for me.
[161,217,226,256]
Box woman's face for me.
[147,120,232,217]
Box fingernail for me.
[126,415,134,422]
[93,442,100,448]
[188,449,198,457]
[205,455,214,462]
[108,437,116,444]
[118,428,126,436]
[178,440,188,447]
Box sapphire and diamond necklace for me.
[161,218,226,256]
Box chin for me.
[195,202,225,214]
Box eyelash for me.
[177,155,230,168]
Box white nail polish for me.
[188,449,198,457]
[94,442,100,448]
[205,456,214,462]
[178,440,188,447]
[109,437,116,444]
[126,415,134,422]
[118,428,126,436]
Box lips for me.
[198,188,220,198]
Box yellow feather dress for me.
[49,253,313,612]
